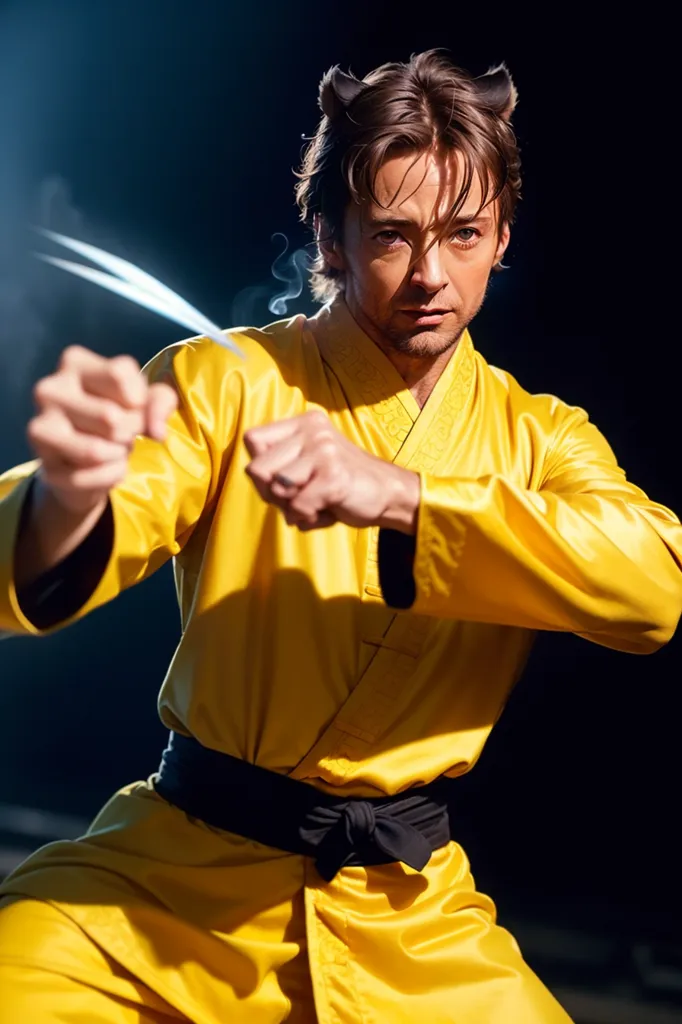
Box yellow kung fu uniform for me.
[0,297,681,1024]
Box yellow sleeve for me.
[0,337,240,637]
[382,408,682,653]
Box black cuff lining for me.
[15,498,115,630]
[377,528,417,610]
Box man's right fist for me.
[27,345,178,514]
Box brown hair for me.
[295,49,521,303]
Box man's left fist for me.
[244,409,419,533]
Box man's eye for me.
[375,231,403,246]
[455,228,479,243]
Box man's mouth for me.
[399,308,450,326]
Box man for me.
[0,49,680,1024]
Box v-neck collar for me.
[309,297,476,468]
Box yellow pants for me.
[0,783,573,1023]
[0,896,187,1023]
[0,894,317,1023]
[0,892,572,1024]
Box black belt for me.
[155,732,454,881]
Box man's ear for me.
[495,222,511,266]
[314,214,345,271]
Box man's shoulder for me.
[474,357,602,484]
[193,311,311,365]
[230,311,311,356]
[480,356,588,434]
[144,312,316,386]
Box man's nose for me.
[409,246,449,294]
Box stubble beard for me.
[380,305,479,359]
[382,321,465,358]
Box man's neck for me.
[389,345,458,409]
[346,299,459,409]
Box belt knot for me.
[299,798,434,882]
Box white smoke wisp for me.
[230,284,274,328]
[0,176,96,414]
[37,175,87,238]
[267,233,312,317]
[230,233,313,328]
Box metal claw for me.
[34,229,245,359]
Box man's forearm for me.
[14,476,109,590]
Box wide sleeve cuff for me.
[1,466,125,637]
[15,487,114,631]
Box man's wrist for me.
[377,466,421,535]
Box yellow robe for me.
[1,298,681,1023]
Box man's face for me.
[320,149,510,358]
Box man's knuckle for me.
[112,360,143,397]
[32,375,57,405]
[108,362,132,388]
[26,417,45,445]
[307,409,328,426]
[59,345,85,369]
[104,460,128,483]
[110,355,140,376]
[81,438,104,463]
[152,381,178,408]
[317,437,337,458]
[243,429,262,454]
[99,404,121,432]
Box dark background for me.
[0,0,678,949]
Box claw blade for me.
[36,254,244,358]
